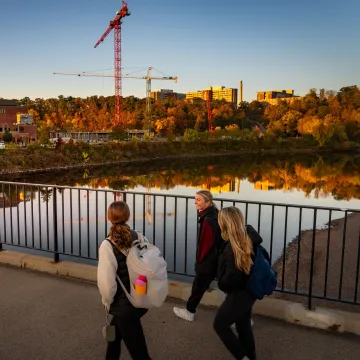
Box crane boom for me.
[53,67,178,134]
[94,26,113,49]
[53,72,177,82]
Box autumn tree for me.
[13,85,360,142]
[298,115,347,146]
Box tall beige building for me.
[186,86,238,106]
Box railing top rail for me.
[1,180,360,213]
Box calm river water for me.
[1,152,360,274]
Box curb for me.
[1,250,359,336]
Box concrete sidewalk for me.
[0,265,359,360]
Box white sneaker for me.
[173,307,195,322]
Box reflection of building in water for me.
[254,181,275,191]
[254,179,294,191]
[189,177,241,194]
[0,192,21,208]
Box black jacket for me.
[217,225,263,294]
[196,205,225,275]
[107,230,138,316]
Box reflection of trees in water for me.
[3,153,360,201]
[0,185,37,207]
[108,179,130,190]
[40,188,52,203]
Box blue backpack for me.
[246,245,277,300]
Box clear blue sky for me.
[1,0,359,102]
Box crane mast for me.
[94,1,130,128]
[146,68,152,134]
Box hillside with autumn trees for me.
[11,85,359,145]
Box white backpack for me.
[115,232,168,309]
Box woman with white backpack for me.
[97,201,152,360]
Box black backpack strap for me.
[106,230,142,256]
[106,238,122,257]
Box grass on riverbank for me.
[0,135,358,175]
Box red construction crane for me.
[94,1,130,128]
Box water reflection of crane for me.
[204,166,241,194]
[65,183,174,226]
[144,182,175,225]
[90,184,175,226]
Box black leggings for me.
[213,291,256,360]
[186,271,216,313]
[106,308,151,360]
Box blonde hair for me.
[196,190,218,209]
[218,207,253,274]
[107,201,132,250]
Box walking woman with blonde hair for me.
[97,201,151,360]
[174,190,225,321]
[214,206,266,360]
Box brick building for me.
[150,89,186,102]
[0,99,37,142]
[256,90,300,105]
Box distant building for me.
[49,129,154,142]
[50,131,112,143]
[0,99,37,142]
[150,89,186,102]
[186,86,238,106]
[256,89,300,105]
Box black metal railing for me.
[1,180,360,309]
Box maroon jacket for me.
[197,209,215,263]
[196,205,223,274]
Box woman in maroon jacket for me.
[173,190,224,321]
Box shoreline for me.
[273,212,360,313]
[0,145,347,177]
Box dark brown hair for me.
[107,201,132,250]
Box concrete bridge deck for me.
[1,264,359,360]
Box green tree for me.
[2,130,13,142]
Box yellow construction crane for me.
[53,67,178,133]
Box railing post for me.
[308,209,317,310]
[53,187,59,263]
[122,191,127,203]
